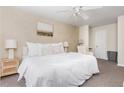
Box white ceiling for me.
[15,6,124,27]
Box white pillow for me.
[41,44,53,56]
[26,42,65,57]
[40,43,64,56]
[59,43,65,53]
[27,42,42,57]
[51,43,64,54]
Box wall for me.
[0,7,79,59]
[118,15,124,66]
[79,25,89,50]
[0,8,3,58]
[89,23,117,53]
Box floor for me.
[0,59,124,87]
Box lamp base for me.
[64,47,68,53]
[8,49,14,59]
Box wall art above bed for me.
[37,22,54,37]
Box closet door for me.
[95,30,107,60]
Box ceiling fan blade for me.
[56,10,72,13]
[80,13,89,20]
[82,6,103,11]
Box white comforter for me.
[18,53,99,87]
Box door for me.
[95,30,107,60]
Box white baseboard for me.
[117,64,124,67]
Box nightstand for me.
[1,58,19,77]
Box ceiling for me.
[15,6,124,27]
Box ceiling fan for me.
[57,6,103,20]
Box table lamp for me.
[5,39,17,59]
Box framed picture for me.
[37,22,54,37]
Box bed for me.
[17,42,99,87]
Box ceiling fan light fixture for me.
[73,13,76,16]
[77,12,80,15]
[57,6,103,21]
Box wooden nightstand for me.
[1,58,19,77]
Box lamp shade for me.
[63,42,69,47]
[5,39,17,49]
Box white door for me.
[95,30,107,60]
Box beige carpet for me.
[0,59,124,87]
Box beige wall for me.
[89,23,117,53]
[118,15,124,66]
[0,7,79,59]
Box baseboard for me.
[117,64,124,67]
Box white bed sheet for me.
[18,52,99,87]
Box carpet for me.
[0,59,124,87]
